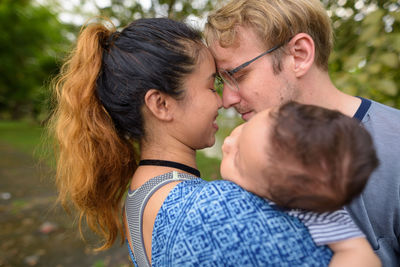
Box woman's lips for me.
[212,119,219,130]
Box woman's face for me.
[173,48,222,150]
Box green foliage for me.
[325,0,400,108]
[0,0,398,123]
[0,0,70,120]
[214,75,224,96]
[93,0,221,28]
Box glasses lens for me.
[214,75,224,96]
[219,70,239,92]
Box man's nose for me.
[222,87,241,109]
[216,92,223,109]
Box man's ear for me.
[287,33,315,78]
[144,89,174,121]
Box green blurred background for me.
[0,0,399,266]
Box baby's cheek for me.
[219,160,230,180]
[220,162,241,185]
[247,176,271,199]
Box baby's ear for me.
[287,33,315,78]
[144,89,174,121]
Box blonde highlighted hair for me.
[205,0,333,71]
[49,19,137,250]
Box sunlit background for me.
[0,0,399,266]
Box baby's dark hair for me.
[264,101,379,212]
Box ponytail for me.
[49,19,137,250]
[49,17,205,250]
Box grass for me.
[0,120,45,156]
[0,120,222,180]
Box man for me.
[205,0,400,265]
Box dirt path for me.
[0,143,131,267]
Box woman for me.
[50,17,332,266]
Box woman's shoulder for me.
[152,179,332,266]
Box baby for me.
[221,101,380,266]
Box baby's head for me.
[221,101,379,212]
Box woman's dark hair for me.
[265,101,379,212]
[49,17,204,250]
[98,18,204,139]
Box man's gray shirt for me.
[347,98,400,266]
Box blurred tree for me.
[324,0,400,108]
[0,0,69,120]
[93,0,399,108]
[93,0,221,28]
[1,0,398,121]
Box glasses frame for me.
[218,43,284,92]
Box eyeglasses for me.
[217,43,284,92]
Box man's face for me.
[209,26,299,121]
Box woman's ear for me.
[144,89,174,121]
[287,33,315,78]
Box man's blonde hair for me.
[205,0,333,71]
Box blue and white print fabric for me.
[151,179,332,266]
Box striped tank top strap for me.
[125,171,193,267]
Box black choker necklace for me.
[138,159,201,177]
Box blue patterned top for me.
[151,178,332,266]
